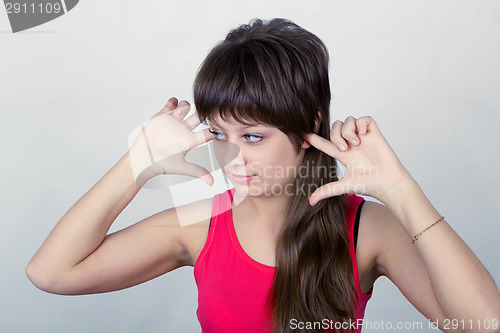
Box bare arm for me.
[306,116,500,332]
[381,178,500,332]
[26,98,213,295]
[26,152,188,294]
[361,200,499,332]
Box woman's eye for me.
[209,129,262,144]
[244,134,263,143]
[208,129,225,140]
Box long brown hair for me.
[194,18,356,332]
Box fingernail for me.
[338,144,347,151]
[168,98,176,106]
[352,138,359,145]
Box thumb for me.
[177,161,214,186]
[309,179,350,206]
[304,133,342,159]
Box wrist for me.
[377,171,417,206]
[382,177,442,235]
[381,175,421,212]
[128,145,159,187]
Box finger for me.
[160,97,178,112]
[356,116,378,134]
[173,101,191,119]
[304,133,342,159]
[309,180,349,206]
[342,116,360,146]
[355,117,368,134]
[185,112,202,130]
[330,120,348,152]
[178,161,214,186]
[172,105,191,120]
[192,128,214,146]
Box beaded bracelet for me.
[411,216,444,244]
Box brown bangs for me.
[194,39,295,128]
[193,18,329,153]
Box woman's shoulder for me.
[354,199,390,291]
[356,199,407,282]
[356,200,395,254]
[176,190,232,266]
[165,195,212,266]
[357,200,401,240]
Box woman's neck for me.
[232,190,291,237]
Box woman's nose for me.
[229,146,247,166]
[213,141,246,168]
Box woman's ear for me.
[301,140,311,149]
[313,112,322,133]
[301,112,322,149]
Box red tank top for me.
[194,189,372,332]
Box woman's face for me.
[208,114,309,198]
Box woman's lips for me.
[230,173,256,184]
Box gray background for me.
[1,0,499,332]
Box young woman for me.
[26,18,499,333]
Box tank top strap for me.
[194,188,234,272]
[212,187,235,219]
[345,194,372,318]
[345,194,364,230]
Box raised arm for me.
[26,98,213,295]
[305,116,500,332]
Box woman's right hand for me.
[129,97,214,187]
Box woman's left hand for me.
[304,116,412,206]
